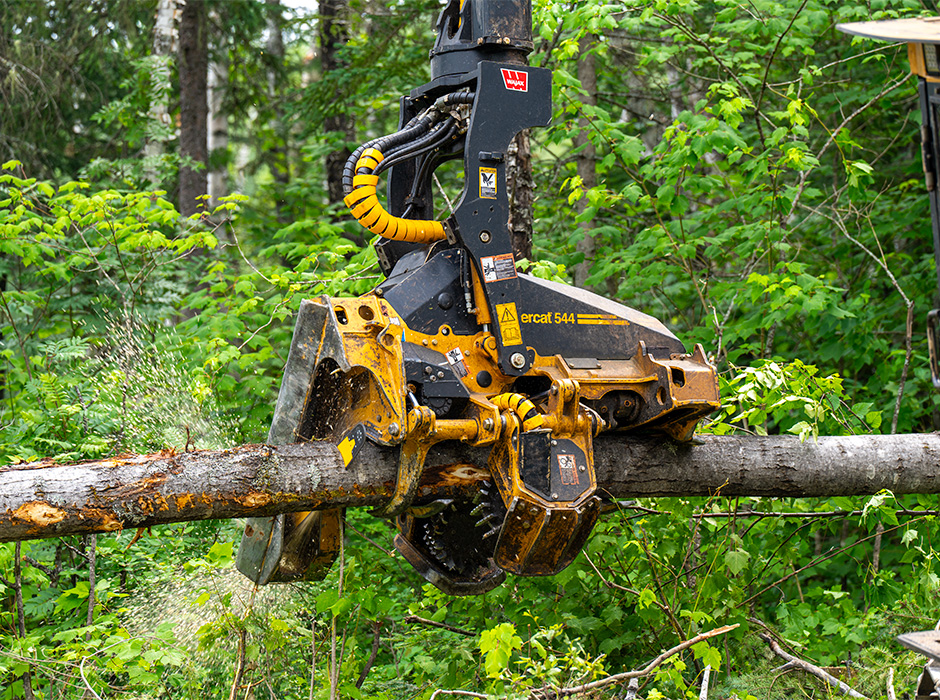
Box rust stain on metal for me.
[13,501,67,526]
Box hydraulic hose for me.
[491,393,544,432]
[373,119,459,176]
[342,89,474,243]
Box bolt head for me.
[510,352,526,369]
[388,423,400,436]
[480,231,491,243]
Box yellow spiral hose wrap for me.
[492,393,544,432]
[342,149,446,244]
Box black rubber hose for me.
[399,151,438,219]
[341,115,430,195]
[372,119,459,176]
[341,90,476,196]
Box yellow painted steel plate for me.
[837,17,940,43]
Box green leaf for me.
[724,549,750,575]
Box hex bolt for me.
[483,418,494,430]
[480,230,491,243]
[551,439,557,446]
[510,352,526,369]
[388,423,400,436]
[437,371,445,379]
[552,493,559,500]
[579,465,586,472]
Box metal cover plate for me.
[837,18,940,44]
[898,630,940,662]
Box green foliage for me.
[4,0,940,698]
[704,359,883,440]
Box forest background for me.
[2,0,940,698]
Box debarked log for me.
[2,433,940,542]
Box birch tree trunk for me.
[207,43,228,208]
[144,0,177,185]
[4,434,940,542]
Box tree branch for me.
[760,633,869,699]
[544,624,739,697]
[402,615,475,638]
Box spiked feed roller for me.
[236,0,720,595]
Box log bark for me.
[3,433,940,542]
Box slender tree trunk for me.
[145,0,177,185]
[207,44,228,209]
[573,35,597,288]
[84,535,96,634]
[178,0,208,217]
[13,542,36,700]
[507,130,535,261]
[319,0,355,205]
[266,0,289,197]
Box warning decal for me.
[479,167,497,199]
[557,454,579,486]
[481,253,517,283]
[445,347,469,378]
[495,302,522,345]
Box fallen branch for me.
[6,432,940,541]
[538,624,739,698]
[428,690,487,700]
[760,633,869,699]
[402,615,475,638]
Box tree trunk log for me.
[178,0,208,217]
[3,433,940,542]
[319,0,354,206]
[572,34,597,289]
